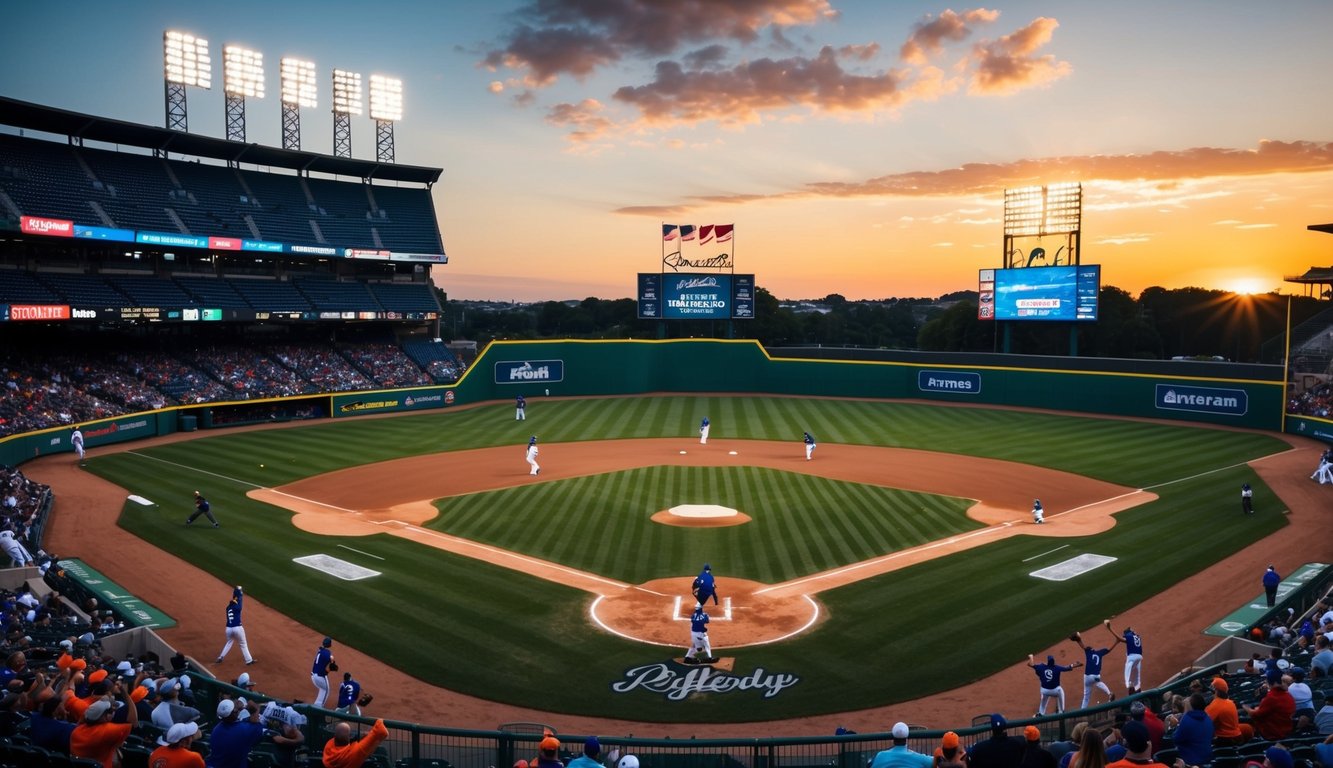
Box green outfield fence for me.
[6,339,1319,467]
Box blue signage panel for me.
[136,231,208,248]
[637,273,661,319]
[495,360,565,385]
[1155,383,1248,416]
[990,265,1100,321]
[732,274,755,319]
[74,224,136,242]
[242,239,284,252]
[917,370,982,394]
[662,274,732,320]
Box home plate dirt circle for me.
[591,578,821,648]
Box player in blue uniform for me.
[215,585,254,665]
[311,636,336,708]
[1032,499,1044,524]
[803,431,816,460]
[1069,632,1114,707]
[336,671,362,715]
[683,602,714,664]
[526,436,540,476]
[1027,653,1081,715]
[691,563,719,606]
[699,416,710,445]
[516,394,526,421]
[1105,620,1144,694]
[186,490,219,527]
[72,426,85,464]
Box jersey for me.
[700,417,709,430]
[1083,647,1111,675]
[1034,662,1073,690]
[225,596,243,628]
[312,647,333,677]
[526,445,539,460]
[196,498,210,514]
[804,432,815,446]
[690,608,710,634]
[516,395,526,409]
[1123,630,1143,655]
[72,430,84,449]
[337,678,361,708]
[695,570,715,595]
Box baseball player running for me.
[1105,620,1144,694]
[1032,499,1044,524]
[699,416,710,445]
[684,602,714,664]
[311,636,336,708]
[186,491,219,527]
[72,426,85,464]
[803,431,816,461]
[1027,653,1081,715]
[691,563,720,606]
[215,586,255,665]
[526,436,540,476]
[516,394,527,421]
[1069,631,1115,708]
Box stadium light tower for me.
[223,44,265,142]
[331,68,362,158]
[163,30,211,132]
[1002,182,1082,268]
[369,74,403,163]
[280,57,317,151]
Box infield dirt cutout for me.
[247,437,1155,649]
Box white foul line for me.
[1023,544,1069,563]
[338,545,385,561]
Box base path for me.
[22,416,1332,737]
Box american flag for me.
[662,224,679,241]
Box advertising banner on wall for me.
[637,273,756,320]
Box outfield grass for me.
[94,396,1290,722]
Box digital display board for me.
[978,265,1100,321]
[638,273,756,320]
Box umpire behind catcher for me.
[692,563,720,606]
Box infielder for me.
[684,602,713,664]
[526,436,540,476]
[699,416,710,445]
[215,586,254,665]
[1032,499,1044,524]
[1313,448,1332,484]
[1241,483,1254,514]
[1106,621,1144,694]
[803,431,816,461]
[311,636,336,708]
[516,394,527,421]
[186,491,219,527]
[1069,632,1115,708]
[1027,653,1081,715]
[336,671,362,715]
[691,563,719,606]
[71,426,85,464]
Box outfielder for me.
[699,416,710,445]
[1241,483,1254,514]
[516,394,527,421]
[803,431,816,461]
[1027,653,1081,715]
[72,426,85,464]
[1106,620,1144,694]
[684,602,713,664]
[311,636,336,708]
[215,585,255,665]
[186,491,219,527]
[1313,448,1332,484]
[1069,631,1115,708]
[1032,499,1044,524]
[526,436,540,476]
[691,563,719,606]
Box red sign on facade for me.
[20,216,74,237]
[208,237,242,250]
[9,305,72,321]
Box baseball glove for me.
[357,693,373,707]
[328,662,339,672]
[1069,632,1082,643]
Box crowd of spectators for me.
[1288,381,1333,419]
[340,342,432,388]
[268,344,372,392]
[187,345,320,399]
[0,358,126,437]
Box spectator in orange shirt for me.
[322,718,389,768]
[70,688,137,768]
[1206,677,1247,745]
[149,721,204,768]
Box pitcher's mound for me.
[651,505,752,528]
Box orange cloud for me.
[900,8,1000,64]
[968,16,1071,95]
[545,99,615,143]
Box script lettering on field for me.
[611,663,799,701]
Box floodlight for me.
[223,45,265,98]
[281,57,317,107]
[332,69,363,115]
[164,30,211,89]
[369,75,403,122]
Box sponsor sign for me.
[345,248,392,259]
[1204,562,1331,637]
[1289,417,1333,444]
[636,273,661,319]
[444,390,455,405]
[208,236,242,250]
[242,239,283,252]
[611,662,799,701]
[20,215,74,236]
[389,252,448,263]
[917,370,981,394]
[137,231,208,248]
[332,388,447,417]
[288,244,339,256]
[732,274,755,319]
[983,265,1100,321]
[495,360,564,384]
[74,224,135,242]
[7,304,71,321]
[1155,383,1248,416]
[55,558,176,628]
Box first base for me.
[679,450,687,454]
[728,450,738,455]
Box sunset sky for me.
[3,1,1331,301]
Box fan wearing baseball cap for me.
[71,683,138,768]
[532,734,564,768]
[1105,721,1165,768]
[932,732,966,768]
[968,715,1025,768]
[869,722,932,768]
[567,736,604,768]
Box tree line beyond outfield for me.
[441,287,1326,363]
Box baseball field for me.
[78,395,1291,723]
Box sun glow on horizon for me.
[1227,277,1269,295]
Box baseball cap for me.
[1211,676,1229,693]
[217,699,236,719]
[618,756,640,768]
[989,714,1007,730]
[59,639,73,651]
[237,672,253,688]
[942,732,959,749]
[322,636,333,647]
[539,736,560,754]
[160,721,199,746]
[1290,666,1305,679]
[116,660,134,675]
[703,563,711,571]
[1120,720,1150,753]
[1046,655,1055,665]
[85,700,112,722]
[584,737,600,756]
[891,722,909,739]
[1265,747,1294,768]
[88,669,108,684]
[130,685,149,703]
[1024,726,1041,742]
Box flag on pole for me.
[714,224,734,242]
[662,224,679,241]
[698,225,715,245]
[680,224,697,241]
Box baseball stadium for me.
[3,28,1333,768]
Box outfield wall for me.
[0,340,1305,466]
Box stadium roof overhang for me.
[1309,223,1333,235]
[0,96,441,185]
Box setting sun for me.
[1227,278,1269,295]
